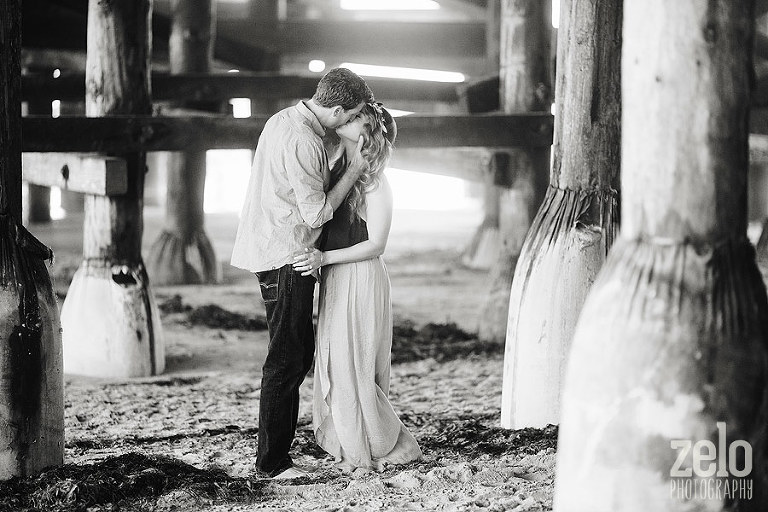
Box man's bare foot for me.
[272,466,314,479]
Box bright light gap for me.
[340,62,464,83]
[340,0,440,11]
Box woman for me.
[292,103,422,472]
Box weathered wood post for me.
[59,94,87,216]
[147,0,220,285]
[26,185,51,224]
[24,73,53,224]
[462,153,503,269]
[501,0,621,429]
[61,0,164,378]
[555,1,768,510]
[462,0,502,270]
[477,0,552,343]
[0,0,63,479]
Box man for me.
[231,68,374,478]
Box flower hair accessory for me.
[368,101,388,134]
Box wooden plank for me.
[389,148,490,183]
[22,0,275,73]
[397,113,552,148]
[21,113,553,152]
[219,20,486,60]
[751,107,768,134]
[22,154,127,195]
[21,139,519,187]
[22,49,86,72]
[22,73,461,103]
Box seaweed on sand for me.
[0,452,266,512]
[392,319,503,364]
[158,294,268,331]
[403,411,558,458]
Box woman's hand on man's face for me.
[347,135,366,175]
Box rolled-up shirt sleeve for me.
[285,137,334,229]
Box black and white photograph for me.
[1,0,767,510]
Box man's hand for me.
[292,247,325,276]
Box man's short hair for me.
[313,68,374,110]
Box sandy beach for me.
[1,205,557,512]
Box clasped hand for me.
[292,247,325,276]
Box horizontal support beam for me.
[22,153,127,195]
[751,108,768,135]
[22,73,461,104]
[22,113,553,152]
[396,113,552,148]
[219,20,486,61]
[390,148,491,183]
[754,73,768,107]
[22,0,275,72]
[22,48,86,72]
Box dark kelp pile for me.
[0,452,266,512]
[158,294,268,331]
[391,319,503,364]
[401,411,558,458]
[159,294,498,363]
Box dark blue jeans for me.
[254,264,316,476]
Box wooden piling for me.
[0,0,63,479]
[501,0,621,429]
[61,0,164,378]
[554,1,768,509]
[147,0,220,285]
[462,0,503,271]
[24,73,54,224]
[476,0,552,343]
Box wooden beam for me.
[21,141,520,188]
[22,73,461,103]
[23,1,482,71]
[435,0,487,17]
[458,75,500,112]
[22,154,127,195]
[751,107,768,134]
[22,49,86,72]
[755,74,768,107]
[755,31,768,61]
[389,148,490,183]
[21,113,553,152]
[219,20,486,60]
[22,0,274,72]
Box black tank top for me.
[319,156,369,251]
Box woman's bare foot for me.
[333,460,356,475]
[372,460,387,472]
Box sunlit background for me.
[38,0,562,220]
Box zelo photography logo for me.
[670,422,753,501]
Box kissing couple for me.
[231,67,422,478]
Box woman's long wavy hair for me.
[333,103,397,220]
